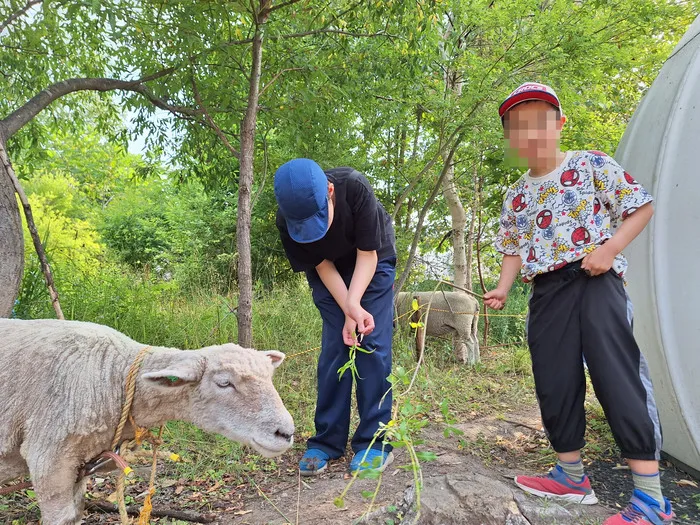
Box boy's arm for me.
[315,259,350,314]
[484,254,521,310]
[581,202,653,276]
[346,249,378,336]
[315,250,379,346]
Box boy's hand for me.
[346,303,375,337]
[581,244,616,276]
[484,288,508,310]
[343,315,359,346]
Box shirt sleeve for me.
[346,171,382,252]
[592,153,654,227]
[276,213,323,272]
[494,189,520,256]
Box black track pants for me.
[527,261,662,461]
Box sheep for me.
[395,291,480,364]
[0,318,294,525]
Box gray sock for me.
[557,459,584,482]
[632,471,665,507]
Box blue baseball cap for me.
[274,158,330,243]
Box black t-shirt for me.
[276,167,396,273]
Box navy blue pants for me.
[305,257,395,458]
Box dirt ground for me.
[3,405,698,525]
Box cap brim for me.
[499,91,561,119]
[286,203,329,244]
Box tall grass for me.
[13,264,537,486]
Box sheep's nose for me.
[275,429,294,441]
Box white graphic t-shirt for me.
[495,150,653,282]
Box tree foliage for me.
[2,0,698,316]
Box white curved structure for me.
[615,16,700,474]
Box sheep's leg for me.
[468,314,480,364]
[453,330,481,365]
[0,450,29,484]
[452,333,468,364]
[458,317,480,365]
[25,453,84,525]
[72,477,88,520]
[464,336,479,365]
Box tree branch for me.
[392,150,441,220]
[0,141,63,319]
[264,0,304,16]
[191,77,241,158]
[0,67,201,138]
[0,0,42,34]
[274,29,397,40]
[258,67,304,99]
[395,129,465,295]
[86,501,215,523]
[392,122,462,220]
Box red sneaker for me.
[514,464,598,504]
[603,489,674,524]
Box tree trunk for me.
[441,18,469,293]
[236,18,264,348]
[475,169,489,346]
[464,161,479,292]
[0,138,24,318]
[1,140,64,319]
[442,161,468,290]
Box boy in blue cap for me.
[484,82,674,525]
[274,158,396,475]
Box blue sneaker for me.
[299,448,330,476]
[350,448,394,474]
[603,489,674,524]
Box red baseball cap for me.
[499,82,562,122]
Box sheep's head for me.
[141,345,294,457]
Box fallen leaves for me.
[675,479,698,488]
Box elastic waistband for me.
[533,260,585,284]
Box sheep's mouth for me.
[250,437,293,457]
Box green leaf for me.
[440,398,449,418]
[360,490,374,499]
[337,361,352,380]
[333,497,344,508]
[358,468,381,479]
[415,451,438,462]
[444,426,464,438]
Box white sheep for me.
[0,318,294,525]
[395,291,480,364]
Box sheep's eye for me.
[216,379,234,389]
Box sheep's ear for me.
[262,350,285,368]
[142,358,204,386]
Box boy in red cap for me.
[484,82,674,524]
